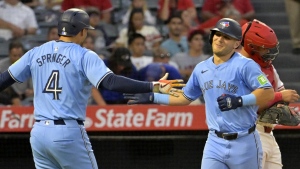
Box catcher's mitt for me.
[259,102,300,126]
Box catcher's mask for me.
[241,19,279,68]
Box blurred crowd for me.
[0,0,298,106]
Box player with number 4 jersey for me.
[0,8,185,169]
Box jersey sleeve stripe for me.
[96,71,113,89]
[183,93,195,101]
[8,69,22,83]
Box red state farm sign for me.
[0,105,207,132]
[0,104,299,132]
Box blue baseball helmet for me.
[209,18,242,44]
[58,8,94,36]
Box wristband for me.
[154,93,170,105]
[267,92,282,107]
[241,94,256,106]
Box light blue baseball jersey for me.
[8,40,111,120]
[183,52,271,132]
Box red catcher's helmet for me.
[241,19,279,68]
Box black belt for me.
[35,119,84,125]
[215,125,256,140]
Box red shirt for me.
[61,0,113,13]
[197,16,248,32]
[158,0,195,14]
[202,0,254,15]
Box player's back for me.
[9,39,110,120]
[27,41,98,120]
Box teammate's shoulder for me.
[82,48,99,58]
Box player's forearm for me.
[99,73,152,93]
[252,88,275,108]
[154,92,191,105]
[0,18,13,29]
[0,71,16,92]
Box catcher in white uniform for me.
[239,19,300,169]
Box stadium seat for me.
[0,41,9,58]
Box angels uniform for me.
[257,65,284,169]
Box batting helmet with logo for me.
[58,8,94,37]
[209,18,242,44]
[241,19,279,68]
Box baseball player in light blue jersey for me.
[0,8,184,169]
[125,18,275,169]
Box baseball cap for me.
[112,47,132,67]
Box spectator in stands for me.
[44,0,63,11]
[128,33,153,70]
[21,0,40,8]
[160,13,189,56]
[80,34,107,106]
[171,29,209,82]
[201,0,255,22]
[138,62,182,82]
[61,0,113,24]
[285,0,300,55]
[85,7,110,49]
[180,9,199,36]
[115,8,162,51]
[197,2,248,35]
[152,47,179,69]
[0,0,38,40]
[122,0,156,25]
[83,35,106,59]
[99,47,139,104]
[47,25,59,41]
[158,0,197,23]
[0,86,22,106]
[0,40,34,105]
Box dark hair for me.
[127,8,144,37]
[107,47,133,76]
[187,29,205,42]
[128,33,145,46]
[9,40,24,52]
[165,11,183,24]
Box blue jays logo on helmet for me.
[220,22,230,29]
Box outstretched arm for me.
[0,71,16,92]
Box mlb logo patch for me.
[220,22,230,29]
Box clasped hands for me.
[124,73,185,104]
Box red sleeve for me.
[199,16,221,29]
[61,0,74,11]
[242,0,254,13]
[177,0,194,10]
[201,0,222,13]
[157,0,164,15]
[99,0,113,12]
[233,0,254,14]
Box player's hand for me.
[280,89,299,103]
[153,73,185,97]
[217,94,242,111]
[124,93,154,105]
